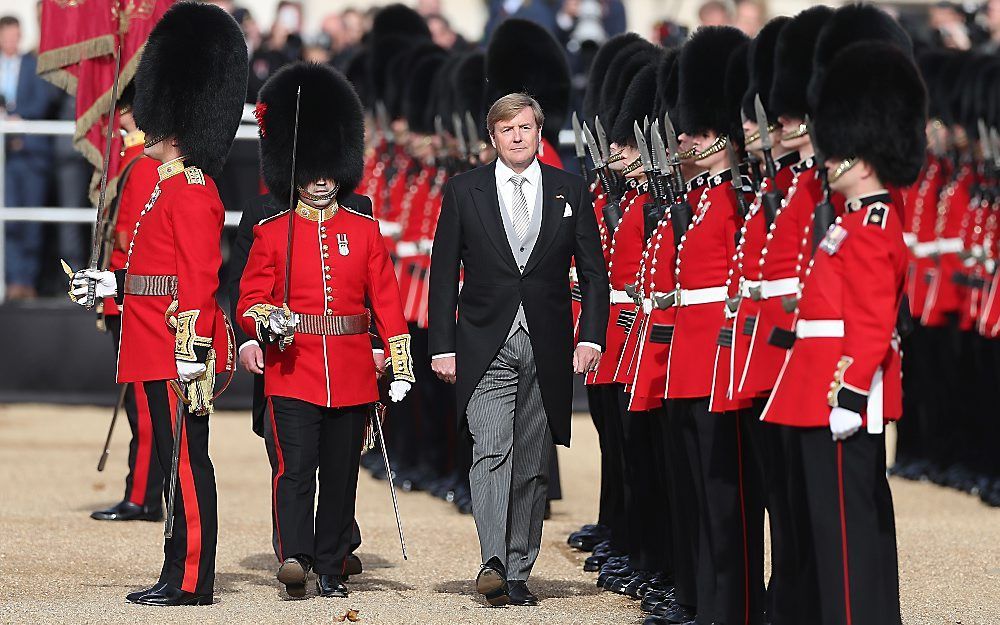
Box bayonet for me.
[452,113,468,161]
[634,120,654,174]
[583,122,612,197]
[595,116,611,163]
[726,142,749,218]
[806,115,836,252]
[990,127,1000,170]
[651,121,674,203]
[636,121,663,238]
[663,112,686,195]
[754,92,783,225]
[376,100,395,146]
[465,111,483,165]
[572,112,590,183]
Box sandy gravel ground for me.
[0,404,997,625]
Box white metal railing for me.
[0,105,261,302]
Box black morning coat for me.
[428,160,609,446]
[226,192,376,437]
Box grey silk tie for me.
[510,174,530,241]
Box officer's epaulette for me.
[183,166,205,186]
[258,209,290,226]
[342,206,375,221]
[863,202,889,230]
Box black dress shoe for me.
[317,574,349,598]
[344,554,363,577]
[507,580,538,606]
[125,582,165,603]
[658,601,696,623]
[91,501,163,522]
[132,584,212,606]
[277,557,309,598]
[476,558,509,607]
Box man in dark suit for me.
[225,188,377,580]
[428,93,608,606]
[1,15,56,299]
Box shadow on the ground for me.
[349,576,415,593]
[434,577,599,599]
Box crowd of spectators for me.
[5,0,1000,300]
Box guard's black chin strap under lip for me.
[297,183,340,203]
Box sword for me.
[77,41,124,309]
[572,112,589,182]
[373,403,407,560]
[96,384,128,472]
[279,86,302,352]
[754,93,783,226]
[164,380,187,539]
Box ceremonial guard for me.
[238,62,414,599]
[90,81,164,523]
[69,2,247,605]
[763,36,925,625]
[669,25,765,625]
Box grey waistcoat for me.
[497,177,544,340]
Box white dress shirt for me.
[432,157,601,360]
[495,156,541,225]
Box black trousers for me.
[622,401,671,572]
[747,409,821,625]
[107,316,163,509]
[265,396,367,575]
[662,398,698,609]
[674,397,765,625]
[797,429,902,625]
[585,384,626,548]
[140,380,217,595]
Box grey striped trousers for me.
[466,329,553,581]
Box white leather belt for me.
[677,285,728,307]
[936,237,964,255]
[610,289,633,305]
[739,280,761,298]
[912,241,937,258]
[378,220,402,237]
[795,319,845,339]
[418,238,434,254]
[761,277,799,299]
[396,241,419,258]
[902,232,917,247]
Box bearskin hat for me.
[453,51,487,132]
[677,26,750,137]
[743,16,789,122]
[661,52,684,131]
[344,48,371,110]
[812,41,926,187]
[808,4,913,114]
[383,41,441,120]
[430,53,463,134]
[916,49,954,122]
[133,2,248,178]
[653,49,679,127]
[610,58,660,147]
[724,41,750,150]
[257,63,365,203]
[117,81,136,113]
[485,19,571,145]
[368,5,432,105]
[769,6,833,120]
[583,32,644,122]
[936,51,968,127]
[596,46,657,140]
[958,55,1000,139]
[404,48,449,135]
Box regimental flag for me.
[37,0,173,204]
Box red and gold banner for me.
[37,0,173,203]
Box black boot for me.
[317,574,349,598]
[91,501,163,522]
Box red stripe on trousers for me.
[268,398,287,561]
[168,384,202,593]
[129,383,153,506]
[837,441,853,625]
[735,416,749,625]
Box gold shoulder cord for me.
[388,334,416,383]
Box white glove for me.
[267,309,299,336]
[829,407,863,441]
[388,380,411,402]
[69,269,117,304]
[177,360,208,382]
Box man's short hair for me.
[0,16,20,29]
[486,93,545,137]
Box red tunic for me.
[922,162,972,326]
[739,159,823,397]
[763,192,905,428]
[396,166,435,323]
[610,183,652,385]
[903,155,947,321]
[667,171,741,402]
[587,183,644,385]
[106,137,159,317]
[116,159,231,383]
[238,203,409,408]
